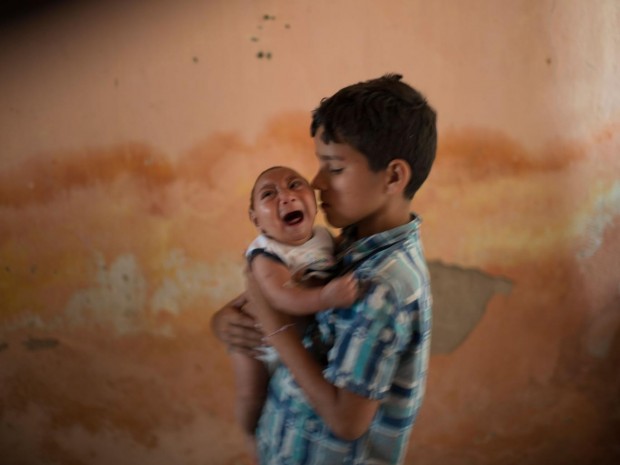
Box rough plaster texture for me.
[1,1,619,464]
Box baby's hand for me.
[320,273,359,309]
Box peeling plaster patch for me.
[64,253,146,334]
[3,249,241,337]
[577,181,620,260]
[23,337,59,351]
[150,249,241,315]
[583,293,620,358]
[0,314,46,336]
[151,278,183,315]
[429,261,513,354]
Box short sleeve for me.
[246,248,285,266]
[322,281,413,400]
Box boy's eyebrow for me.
[316,153,345,161]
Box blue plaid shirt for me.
[256,215,432,465]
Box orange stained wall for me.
[1,1,619,464]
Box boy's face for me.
[250,167,317,246]
[311,127,390,237]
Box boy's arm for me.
[268,324,379,440]
[252,254,358,316]
[245,267,379,440]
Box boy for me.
[233,166,358,462]
[213,73,437,464]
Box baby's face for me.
[250,167,317,246]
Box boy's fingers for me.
[232,311,257,329]
[228,345,263,358]
[226,325,264,350]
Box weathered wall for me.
[1,1,619,464]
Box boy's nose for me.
[310,171,324,190]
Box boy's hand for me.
[320,273,359,309]
[211,293,264,357]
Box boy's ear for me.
[385,159,411,195]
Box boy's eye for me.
[329,168,344,174]
[289,179,302,189]
[260,190,275,199]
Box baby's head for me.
[249,166,317,246]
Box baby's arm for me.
[251,254,358,316]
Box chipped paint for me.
[429,262,512,354]
[64,253,147,333]
[583,296,620,358]
[150,249,243,316]
[576,181,620,260]
[23,337,59,350]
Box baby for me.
[231,166,358,462]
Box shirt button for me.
[305,419,319,433]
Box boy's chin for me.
[322,212,348,229]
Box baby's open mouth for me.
[282,210,304,226]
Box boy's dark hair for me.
[310,73,437,198]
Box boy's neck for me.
[353,201,412,239]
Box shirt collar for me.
[337,214,421,270]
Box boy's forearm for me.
[266,328,378,440]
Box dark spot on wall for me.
[192,56,198,63]
[0,342,8,351]
[23,337,60,351]
[251,14,288,58]
[546,57,552,65]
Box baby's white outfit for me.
[246,226,336,370]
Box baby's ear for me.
[249,209,259,228]
[386,159,411,194]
